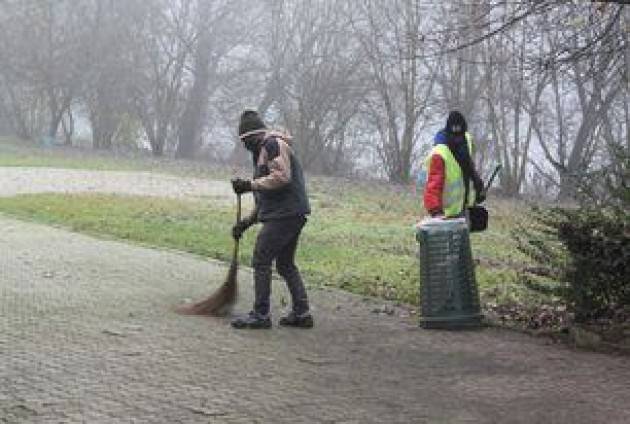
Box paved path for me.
[1,217,630,423]
[1,167,630,423]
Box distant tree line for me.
[0,0,627,198]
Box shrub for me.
[514,147,629,322]
[514,206,629,322]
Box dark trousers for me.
[252,216,309,316]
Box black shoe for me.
[279,311,314,328]
[231,311,272,329]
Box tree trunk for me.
[61,109,74,146]
[152,121,167,157]
[91,109,115,150]
[176,18,212,159]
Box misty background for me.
[0,0,627,199]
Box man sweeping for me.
[230,110,313,329]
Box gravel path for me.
[1,167,630,423]
[0,167,235,202]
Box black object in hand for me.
[231,178,252,194]
[475,190,486,204]
[232,218,253,240]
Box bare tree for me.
[531,5,625,198]
[0,1,90,142]
[273,1,366,173]
[216,1,366,174]
[129,0,194,156]
[355,0,437,183]
[0,0,626,192]
[430,2,492,177]
[480,15,548,195]
[82,1,148,149]
[176,0,245,159]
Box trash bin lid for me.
[417,217,467,235]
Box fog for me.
[0,0,627,197]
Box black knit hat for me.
[446,110,467,134]
[238,110,266,138]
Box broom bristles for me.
[175,261,238,317]
[177,194,241,318]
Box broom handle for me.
[232,193,241,263]
[236,192,242,222]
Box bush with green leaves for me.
[515,207,629,322]
[514,148,629,322]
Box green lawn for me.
[0,137,143,170]
[0,187,529,305]
[0,136,534,306]
[0,136,231,179]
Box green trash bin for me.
[416,217,482,329]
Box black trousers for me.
[252,216,309,316]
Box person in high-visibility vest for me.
[424,111,485,218]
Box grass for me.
[0,137,145,171]
[0,136,536,306]
[0,136,232,179]
[0,188,531,305]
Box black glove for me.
[475,190,486,204]
[232,218,253,240]
[231,178,252,194]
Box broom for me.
[176,193,241,317]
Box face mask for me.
[243,136,258,152]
